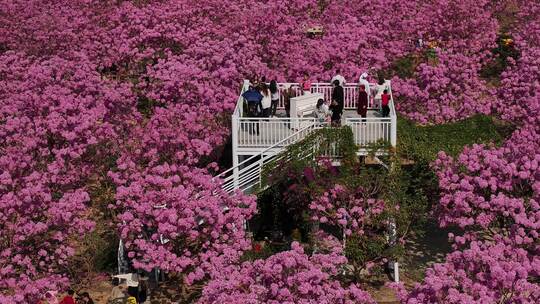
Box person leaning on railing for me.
[331,69,346,86]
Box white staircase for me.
[217,123,319,194]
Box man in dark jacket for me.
[330,80,344,125]
[357,84,368,121]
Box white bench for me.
[290,93,323,129]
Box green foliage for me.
[261,126,357,188]
[390,55,420,79]
[395,114,511,236]
[398,114,510,163]
[384,155,431,243]
[136,95,159,117]
[345,233,400,277]
[254,116,511,281]
[66,224,118,287]
[66,175,120,284]
[480,34,520,82]
[256,125,423,278]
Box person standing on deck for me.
[242,85,263,135]
[359,72,370,98]
[269,80,280,117]
[381,89,391,117]
[374,77,387,109]
[357,84,368,121]
[301,74,312,95]
[331,69,346,87]
[282,84,295,129]
[259,82,272,118]
[330,80,344,126]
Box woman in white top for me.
[315,98,331,124]
[358,72,370,96]
[259,83,272,117]
[374,77,387,109]
[269,80,280,117]
[331,69,346,86]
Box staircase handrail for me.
[217,122,318,192]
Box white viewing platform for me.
[219,80,397,194]
[231,80,397,157]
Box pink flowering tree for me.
[199,242,376,304]
[0,52,134,302]
[392,240,540,304]
[494,2,540,123]
[310,184,385,239]
[309,179,400,279]
[393,109,540,303]
[110,163,256,285]
[392,0,499,124]
[3,0,540,302]
[432,119,540,248]
[108,99,256,287]
[393,52,494,124]
[395,4,540,296]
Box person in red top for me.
[301,74,311,95]
[59,289,76,304]
[381,89,390,117]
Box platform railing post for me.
[388,80,397,148]
[232,115,239,189]
[259,154,264,188]
[391,114,397,147]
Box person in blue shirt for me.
[242,85,263,135]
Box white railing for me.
[218,124,319,194]
[238,81,389,114]
[311,83,380,110]
[232,79,397,156]
[387,80,397,147]
[274,82,380,110]
[237,117,317,147]
[344,118,392,147]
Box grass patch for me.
[398,114,513,163]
